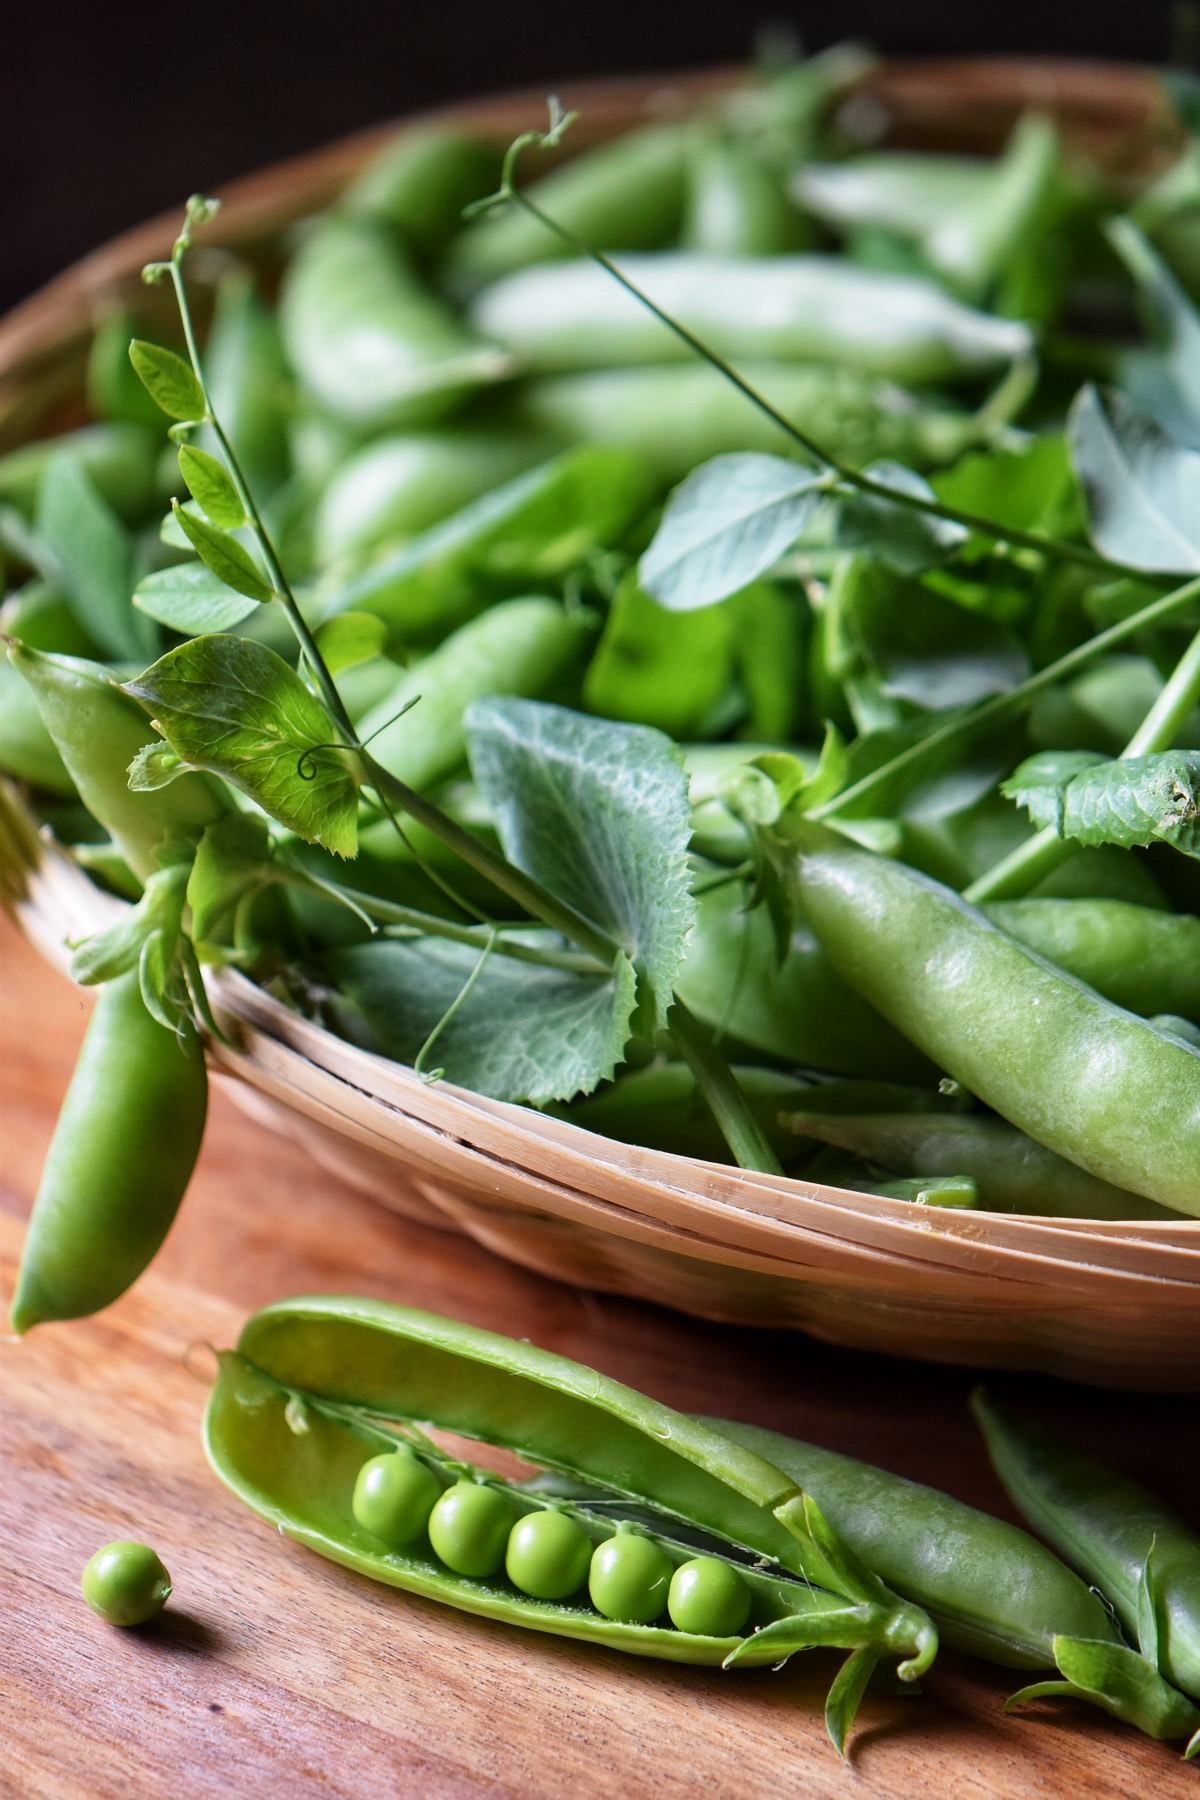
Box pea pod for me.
[10,972,208,1333]
[342,129,499,256]
[782,1110,1181,1221]
[0,659,74,794]
[444,123,690,288]
[9,644,229,879]
[515,362,982,488]
[281,217,511,431]
[314,424,557,566]
[712,1417,1199,1745]
[676,878,937,1082]
[334,448,653,640]
[974,1393,1200,1708]
[683,130,810,257]
[354,597,594,790]
[0,422,163,522]
[204,1298,938,1738]
[469,255,1033,383]
[781,823,1200,1216]
[985,898,1200,1022]
[559,1063,815,1162]
[202,274,292,501]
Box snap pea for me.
[713,1418,1199,1744]
[0,422,163,522]
[354,597,593,790]
[202,273,292,501]
[784,823,1200,1216]
[0,659,73,794]
[683,130,810,257]
[515,362,982,487]
[469,255,1034,383]
[10,645,230,880]
[10,971,208,1333]
[444,122,690,288]
[676,878,937,1081]
[795,154,994,242]
[333,448,653,640]
[341,128,499,256]
[204,1298,938,1698]
[281,216,511,432]
[0,581,101,656]
[559,1064,813,1162]
[985,897,1200,1022]
[974,1393,1200,1707]
[783,1111,1181,1220]
[313,424,557,565]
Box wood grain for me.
[2,911,1199,1797]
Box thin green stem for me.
[669,998,784,1176]
[964,620,1200,903]
[811,574,1200,824]
[503,182,1123,578]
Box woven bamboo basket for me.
[4,58,1199,1389]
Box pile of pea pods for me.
[8,45,1200,1332]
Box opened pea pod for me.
[205,1299,938,1753]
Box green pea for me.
[352,1446,440,1546]
[80,1541,172,1627]
[504,1507,593,1601]
[427,1480,513,1577]
[667,1556,752,1638]
[587,1526,673,1625]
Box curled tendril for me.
[460,96,579,222]
[296,742,343,781]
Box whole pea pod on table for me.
[975,1393,1200,1712]
[468,255,1034,383]
[205,1298,938,1753]
[777,821,1200,1216]
[9,971,208,1333]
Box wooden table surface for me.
[2,908,1197,1799]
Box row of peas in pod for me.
[353,1446,751,1634]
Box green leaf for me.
[314,610,389,676]
[824,1648,881,1760]
[839,560,1029,711]
[171,500,273,602]
[127,742,191,791]
[1109,219,1200,451]
[467,698,695,1026]
[187,814,278,941]
[1003,748,1200,853]
[933,433,1084,543]
[835,461,968,574]
[836,710,1017,822]
[134,561,260,634]
[36,454,153,660]
[1006,1635,1200,1742]
[324,935,638,1103]
[1069,385,1200,573]
[128,339,207,423]
[69,865,189,987]
[639,453,827,610]
[123,636,359,857]
[582,568,735,736]
[178,444,245,528]
[1136,1540,1165,1669]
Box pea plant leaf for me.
[1003,748,1200,854]
[36,454,156,660]
[69,861,203,1037]
[187,813,281,942]
[639,453,828,610]
[134,561,260,634]
[840,562,1029,710]
[582,568,735,736]
[172,499,274,602]
[323,935,638,1104]
[178,444,245,529]
[314,610,389,676]
[1068,384,1200,573]
[128,339,207,423]
[123,635,360,857]
[834,461,968,574]
[1108,218,1200,451]
[466,698,695,1026]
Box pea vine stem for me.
[486,126,1126,578]
[159,198,778,1175]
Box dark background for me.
[1,0,1184,312]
